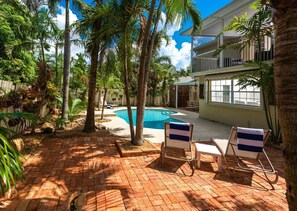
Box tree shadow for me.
[183,189,286,210]
[146,156,194,177]
[0,128,133,210]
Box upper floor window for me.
[210,79,261,106]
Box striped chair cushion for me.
[237,127,264,152]
[167,122,191,149]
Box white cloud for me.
[157,12,191,70]
[157,12,182,36]
[159,38,191,70]
[47,6,85,60]
[54,6,78,30]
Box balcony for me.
[191,43,274,73]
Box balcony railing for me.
[192,48,274,73]
[192,36,275,73]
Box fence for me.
[0,80,32,133]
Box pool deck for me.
[100,107,231,143]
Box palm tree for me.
[48,0,83,122]
[148,54,172,106]
[99,49,123,120]
[70,53,88,99]
[93,0,149,142]
[135,0,202,145]
[31,8,57,64]
[74,0,104,133]
[160,64,177,106]
[51,27,64,86]
[260,0,297,209]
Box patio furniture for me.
[211,127,278,185]
[195,143,222,172]
[161,122,195,176]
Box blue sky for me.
[56,0,233,70]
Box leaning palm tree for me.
[260,0,297,209]
[74,0,105,133]
[135,0,202,145]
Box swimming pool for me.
[114,109,183,129]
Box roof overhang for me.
[190,65,259,78]
[180,0,255,36]
[174,81,199,86]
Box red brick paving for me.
[0,136,288,210]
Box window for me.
[210,79,261,106]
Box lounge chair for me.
[161,122,195,176]
[211,127,278,185]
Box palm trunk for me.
[83,41,100,133]
[101,88,107,120]
[61,0,71,122]
[135,0,157,145]
[40,32,46,64]
[55,44,59,86]
[97,88,102,110]
[123,33,135,143]
[273,7,297,210]
[161,77,167,106]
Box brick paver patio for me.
[0,136,288,210]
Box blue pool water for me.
[114,109,183,129]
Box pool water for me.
[114,109,183,129]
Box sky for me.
[55,0,233,70]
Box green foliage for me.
[68,95,85,121]
[0,112,37,194]
[214,3,272,57]
[0,0,36,84]
[57,95,85,121]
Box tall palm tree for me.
[51,26,64,86]
[93,0,149,142]
[75,0,106,133]
[48,0,83,122]
[260,0,297,209]
[135,0,202,145]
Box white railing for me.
[192,57,218,72]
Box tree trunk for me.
[61,0,70,122]
[101,87,107,120]
[83,41,100,133]
[97,88,102,110]
[123,33,135,143]
[55,44,59,86]
[135,0,157,146]
[273,7,297,210]
[162,77,167,106]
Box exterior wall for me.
[196,76,278,129]
[199,99,277,129]
[199,99,267,128]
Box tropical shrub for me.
[0,112,37,194]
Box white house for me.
[181,0,275,128]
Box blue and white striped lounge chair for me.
[161,122,195,176]
[212,127,278,186]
